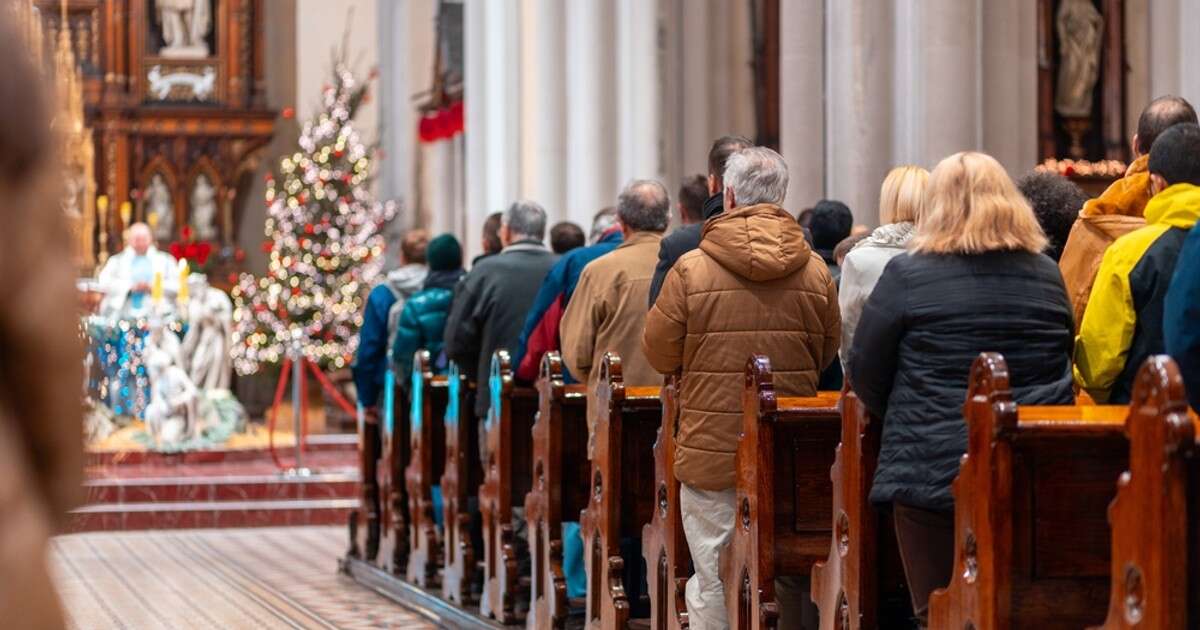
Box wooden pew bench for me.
[642,374,690,630]
[349,365,399,566]
[723,355,841,629]
[441,361,482,605]
[928,352,1129,629]
[581,353,662,629]
[479,350,539,624]
[1094,356,1196,630]
[405,349,449,587]
[810,388,910,630]
[525,352,590,629]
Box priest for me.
[96,222,179,317]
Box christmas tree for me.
[230,61,395,376]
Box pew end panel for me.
[811,388,910,630]
[525,352,590,630]
[929,352,1129,630]
[479,349,537,624]
[1094,356,1195,630]
[582,353,662,629]
[641,374,691,630]
[405,349,448,587]
[724,355,840,630]
[441,361,481,605]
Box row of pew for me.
[343,347,1196,629]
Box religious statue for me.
[179,274,233,391]
[1055,0,1104,118]
[96,222,180,317]
[190,174,218,241]
[143,319,199,446]
[156,0,211,59]
[147,173,174,241]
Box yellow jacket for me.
[1074,183,1200,402]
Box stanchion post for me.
[286,334,312,477]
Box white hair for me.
[724,147,789,207]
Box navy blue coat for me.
[1166,224,1200,413]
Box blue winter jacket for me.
[1165,223,1200,413]
[392,269,465,383]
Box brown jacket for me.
[1059,155,1151,326]
[642,203,839,490]
[560,231,664,443]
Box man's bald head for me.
[1135,95,1198,156]
[127,222,153,255]
[617,179,670,233]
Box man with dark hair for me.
[648,135,753,306]
[1060,95,1198,325]
[550,221,586,254]
[1077,122,1200,404]
[473,211,504,266]
[513,206,623,381]
[678,174,708,225]
[1017,171,1089,261]
[444,201,556,417]
[808,199,854,284]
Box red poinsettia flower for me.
[180,225,193,241]
[169,242,184,259]
[195,241,213,265]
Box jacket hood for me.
[386,264,428,295]
[855,221,915,251]
[424,268,464,291]
[1077,212,1146,239]
[1145,183,1200,229]
[700,203,812,281]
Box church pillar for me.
[519,0,567,222]
[615,0,662,185]
[564,0,618,223]
[778,0,825,212]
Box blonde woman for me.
[846,152,1074,625]
[838,165,929,370]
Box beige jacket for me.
[560,231,664,441]
[1059,155,1151,326]
[642,203,839,490]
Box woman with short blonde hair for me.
[910,151,1048,255]
[848,151,1073,625]
[838,165,929,369]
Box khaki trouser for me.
[681,484,736,630]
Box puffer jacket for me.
[643,203,840,490]
[1059,155,1151,326]
[392,269,465,381]
[1075,183,1200,404]
[838,221,915,370]
[849,251,1075,512]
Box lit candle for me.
[151,271,163,303]
[120,201,132,227]
[177,258,190,304]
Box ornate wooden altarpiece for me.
[37,0,273,273]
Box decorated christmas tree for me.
[230,61,395,376]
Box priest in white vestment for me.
[97,222,179,317]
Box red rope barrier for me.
[305,358,357,415]
[266,358,292,470]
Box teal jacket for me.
[392,269,464,382]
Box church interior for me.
[5,0,1200,628]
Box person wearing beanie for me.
[392,233,466,381]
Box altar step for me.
[73,436,362,532]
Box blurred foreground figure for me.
[0,12,85,630]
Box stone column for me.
[779,0,826,211]
[519,0,567,222]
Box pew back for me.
[440,361,480,604]
[405,349,448,586]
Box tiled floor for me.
[51,527,435,629]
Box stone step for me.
[82,471,360,504]
[68,498,359,532]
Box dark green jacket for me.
[392,269,464,383]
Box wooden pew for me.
[524,352,590,629]
[405,350,448,587]
[1094,356,1195,630]
[810,388,910,630]
[441,361,481,605]
[723,355,841,630]
[479,350,538,624]
[349,393,384,564]
[581,353,662,628]
[376,359,411,576]
[641,374,691,630]
[928,352,1129,629]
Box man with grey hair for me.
[444,199,556,419]
[643,147,838,629]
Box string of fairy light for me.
[230,64,396,375]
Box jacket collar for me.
[702,192,725,220]
[1126,154,1149,177]
[1144,183,1200,229]
[424,268,464,290]
[855,221,916,251]
[596,225,623,244]
[616,230,664,250]
[501,239,549,254]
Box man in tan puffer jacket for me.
[643,146,839,629]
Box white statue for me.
[180,274,233,391]
[147,174,174,242]
[156,0,211,59]
[143,320,199,446]
[1055,0,1104,118]
[190,174,218,241]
